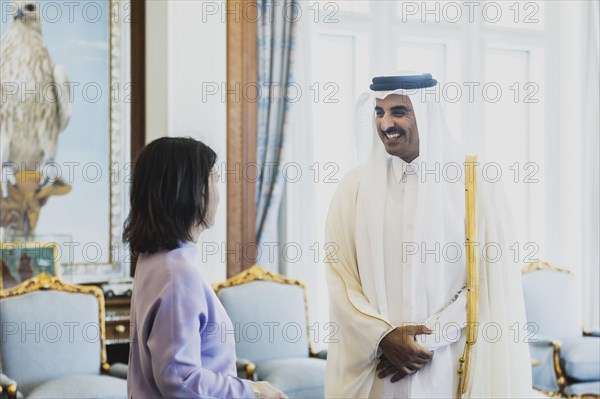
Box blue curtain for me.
[255,0,297,271]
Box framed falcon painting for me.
[0,0,132,283]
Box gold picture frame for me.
[0,242,59,291]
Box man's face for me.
[375,94,419,162]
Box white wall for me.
[555,2,584,324]
[146,0,227,283]
[145,0,168,143]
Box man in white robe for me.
[324,74,533,398]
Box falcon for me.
[0,1,71,173]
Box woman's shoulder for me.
[161,247,214,311]
[136,243,209,293]
[164,247,205,282]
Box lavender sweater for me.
[128,242,253,399]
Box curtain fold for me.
[255,0,297,272]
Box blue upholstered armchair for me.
[0,273,127,399]
[522,261,600,397]
[213,265,327,399]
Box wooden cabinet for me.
[105,297,131,364]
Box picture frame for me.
[0,0,132,283]
[0,242,60,290]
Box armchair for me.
[522,261,600,397]
[0,273,127,399]
[213,265,327,399]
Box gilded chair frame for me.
[522,261,599,399]
[0,273,110,398]
[213,265,321,379]
[0,381,17,399]
[522,260,572,275]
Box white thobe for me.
[384,156,417,325]
[382,157,416,398]
[379,157,466,398]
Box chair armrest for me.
[528,335,561,346]
[0,373,18,399]
[583,328,600,337]
[310,350,328,360]
[528,338,566,394]
[108,363,128,379]
[236,358,257,381]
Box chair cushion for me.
[561,336,600,381]
[218,281,309,363]
[256,358,325,399]
[27,375,127,399]
[563,381,600,396]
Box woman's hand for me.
[253,381,288,399]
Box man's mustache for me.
[381,127,407,135]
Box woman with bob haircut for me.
[124,137,286,399]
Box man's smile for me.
[381,129,407,142]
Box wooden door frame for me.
[226,0,258,277]
[130,0,145,163]
[129,0,145,277]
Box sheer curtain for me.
[255,0,297,272]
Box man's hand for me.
[377,325,434,382]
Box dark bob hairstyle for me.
[123,137,217,254]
